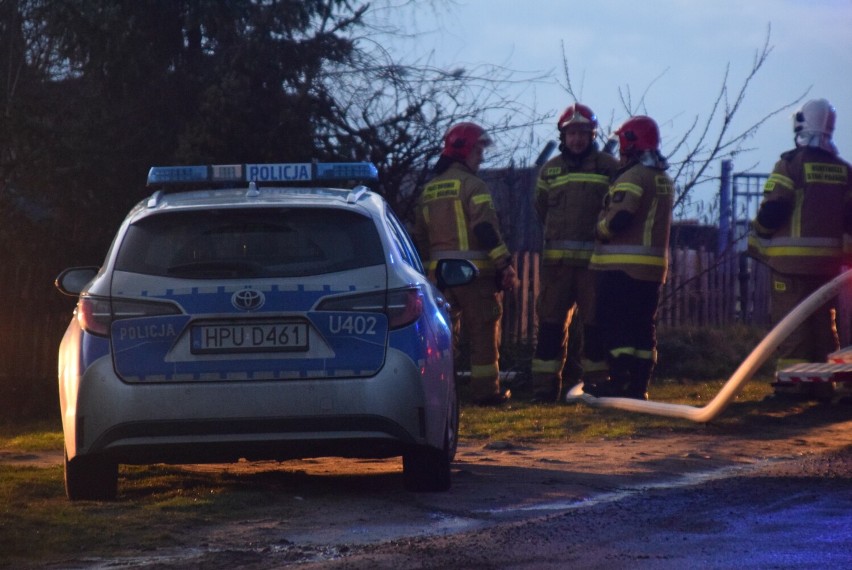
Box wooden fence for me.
[500,247,774,346]
[0,257,74,417]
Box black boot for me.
[607,356,633,396]
[583,356,632,398]
[582,378,612,398]
[625,357,655,400]
[532,376,562,403]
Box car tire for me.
[402,390,457,492]
[64,447,118,501]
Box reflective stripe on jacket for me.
[412,161,511,274]
[590,163,674,283]
[747,147,852,276]
[536,150,618,266]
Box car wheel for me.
[64,447,118,501]
[402,391,456,492]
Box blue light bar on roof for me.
[316,162,379,181]
[147,165,210,185]
[147,162,378,186]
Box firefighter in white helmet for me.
[584,115,674,400]
[412,122,517,406]
[748,99,852,398]
[531,103,619,402]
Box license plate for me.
[191,322,309,354]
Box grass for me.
[0,463,263,563]
[0,418,64,451]
[460,378,777,441]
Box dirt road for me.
[3,400,845,569]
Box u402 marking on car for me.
[328,314,378,335]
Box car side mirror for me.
[55,267,100,296]
[435,259,479,289]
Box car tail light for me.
[76,296,181,337]
[316,287,424,330]
[385,288,424,329]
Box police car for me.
[55,161,475,500]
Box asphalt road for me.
[295,446,852,569]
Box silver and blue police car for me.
[55,161,475,500]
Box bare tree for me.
[314,4,552,222]
[559,26,808,221]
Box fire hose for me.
[569,268,852,422]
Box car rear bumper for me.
[64,348,451,463]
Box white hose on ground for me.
[570,268,852,422]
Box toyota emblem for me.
[232,289,265,311]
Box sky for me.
[373,0,852,211]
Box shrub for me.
[656,324,774,381]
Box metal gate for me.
[718,159,771,326]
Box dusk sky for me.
[375,0,852,209]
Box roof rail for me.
[146,190,164,208]
[346,185,371,204]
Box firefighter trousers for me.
[445,275,504,401]
[770,271,839,370]
[531,265,599,402]
[593,270,660,398]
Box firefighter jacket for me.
[412,161,512,274]
[748,146,852,276]
[590,162,674,283]
[535,149,619,266]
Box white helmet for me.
[794,98,837,154]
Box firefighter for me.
[748,99,852,395]
[412,122,517,406]
[584,115,674,400]
[531,103,619,402]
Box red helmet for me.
[442,122,492,160]
[615,116,660,155]
[558,103,597,132]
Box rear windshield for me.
[115,207,385,278]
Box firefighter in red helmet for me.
[412,122,516,406]
[748,99,852,399]
[531,103,618,402]
[584,115,674,400]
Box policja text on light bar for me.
[147,162,379,186]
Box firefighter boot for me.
[607,356,633,397]
[531,374,561,403]
[572,359,608,401]
[625,357,654,400]
[580,378,611,398]
[583,357,631,398]
[470,367,512,406]
[531,321,567,403]
[578,324,610,398]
